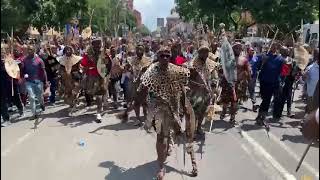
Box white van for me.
[303,21,319,48]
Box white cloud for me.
[134,0,175,31]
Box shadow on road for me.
[89,122,139,134]
[292,110,305,119]
[58,114,95,127]
[281,134,308,144]
[99,161,188,180]
[202,119,234,133]
[281,134,319,147]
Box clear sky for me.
[134,0,175,31]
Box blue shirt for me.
[248,55,259,79]
[257,53,284,84]
[305,62,319,96]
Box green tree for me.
[176,0,319,36]
[31,0,58,35]
[1,0,88,36]
[85,0,137,36]
[1,0,40,35]
[138,24,151,37]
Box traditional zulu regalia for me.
[218,24,243,123]
[126,53,151,122]
[118,44,152,125]
[186,41,219,134]
[127,54,151,102]
[138,48,198,179]
[57,46,83,112]
[235,55,251,103]
[220,47,251,122]
[108,49,123,107]
[81,39,108,121]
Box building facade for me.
[124,0,142,28]
[157,18,165,28]
[133,10,142,27]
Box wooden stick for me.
[291,33,295,45]
[89,9,95,27]
[267,28,279,53]
[200,18,204,35]
[296,139,314,172]
[11,78,14,96]
[11,27,14,55]
[212,14,215,32]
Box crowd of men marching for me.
[0,24,319,179]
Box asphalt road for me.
[1,89,319,180]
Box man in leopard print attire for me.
[136,46,198,179]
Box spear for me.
[296,139,314,172]
[11,27,13,55]
[267,27,279,53]
[10,27,15,97]
[300,19,304,43]
[212,14,215,32]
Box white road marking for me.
[1,131,33,157]
[240,144,284,180]
[268,132,319,178]
[241,131,296,180]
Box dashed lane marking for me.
[241,131,296,180]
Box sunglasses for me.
[160,54,170,59]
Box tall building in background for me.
[124,0,142,28]
[134,10,142,27]
[166,8,180,31]
[157,18,165,28]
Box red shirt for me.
[281,63,292,77]
[175,56,186,65]
[81,54,99,76]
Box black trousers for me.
[8,84,23,112]
[259,82,279,114]
[85,93,93,106]
[0,97,9,121]
[273,81,293,118]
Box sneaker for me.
[1,121,11,127]
[8,107,14,112]
[95,114,102,123]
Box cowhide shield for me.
[220,36,237,86]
